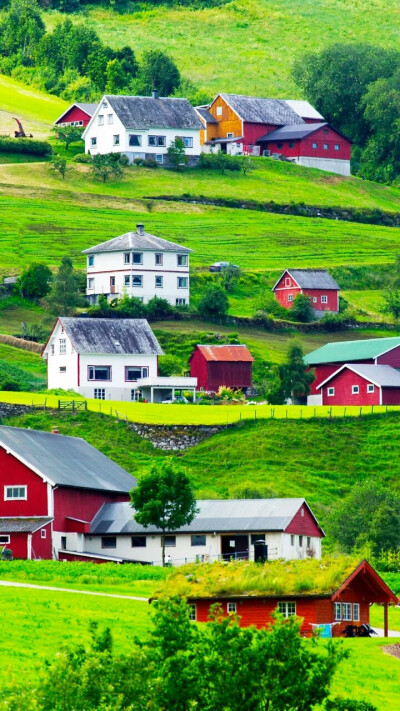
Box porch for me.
[131,376,197,403]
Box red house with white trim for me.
[317,364,400,406]
[272,269,340,317]
[54,103,97,129]
[0,426,134,560]
[189,344,254,392]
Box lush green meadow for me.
[0,74,66,139]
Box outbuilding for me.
[317,363,400,406]
[272,269,340,317]
[188,344,254,392]
[54,103,97,129]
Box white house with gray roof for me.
[82,93,203,165]
[42,317,196,402]
[83,224,192,306]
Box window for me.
[88,255,94,267]
[107,114,113,125]
[61,536,67,550]
[321,295,328,304]
[132,252,143,264]
[125,366,149,381]
[251,534,265,545]
[307,536,311,548]
[132,275,143,287]
[334,144,340,151]
[59,366,66,374]
[288,294,293,302]
[343,603,352,621]
[327,387,335,397]
[94,388,105,399]
[176,298,186,306]
[353,603,360,622]
[290,534,295,546]
[88,278,95,290]
[301,508,304,517]
[131,389,142,401]
[102,100,108,108]
[191,535,206,546]
[313,296,317,303]
[178,277,188,289]
[41,529,47,539]
[131,536,146,547]
[59,339,66,355]
[98,115,104,126]
[277,142,283,149]
[156,154,164,164]
[227,132,234,138]
[367,384,375,393]
[101,537,116,549]
[278,602,296,618]
[285,277,291,286]
[289,141,295,148]
[129,134,141,146]
[189,603,197,621]
[155,253,163,265]
[216,106,222,116]
[299,535,303,547]
[0,535,10,545]
[312,142,318,149]
[88,366,111,381]
[323,128,330,134]
[323,143,329,150]
[5,486,27,500]
[113,135,120,146]
[148,135,166,147]
[124,253,130,264]
[177,254,188,267]
[124,275,130,287]
[164,535,176,547]
[155,275,163,288]
[50,344,54,356]
[91,137,97,146]
[334,602,342,621]
[179,136,193,147]
[227,602,237,614]
[352,385,359,394]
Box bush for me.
[319,312,349,331]
[119,154,129,166]
[146,296,174,321]
[290,293,314,323]
[133,158,159,168]
[198,152,241,172]
[0,379,21,391]
[197,285,229,321]
[74,153,92,163]
[0,137,52,156]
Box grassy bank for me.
[0,74,66,139]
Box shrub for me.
[198,152,241,173]
[133,158,158,168]
[0,378,21,391]
[74,153,92,163]
[197,285,229,321]
[146,296,174,321]
[290,293,314,323]
[0,137,52,156]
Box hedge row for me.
[0,138,52,156]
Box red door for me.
[110,276,116,294]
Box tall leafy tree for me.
[135,49,181,96]
[16,262,52,300]
[45,256,84,315]
[267,342,314,405]
[0,0,45,63]
[197,285,229,321]
[130,459,198,566]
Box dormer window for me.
[102,100,108,108]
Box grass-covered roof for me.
[158,558,361,599]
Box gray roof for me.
[75,103,98,116]
[82,228,192,255]
[319,364,400,389]
[219,95,305,125]
[0,518,52,533]
[0,426,136,492]
[283,100,324,120]
[105,95,202,130]
[90,498,320,535]
[258,122,327,142]
[274,269,340,291]
[195,107,218,124]
[59,318,164,356]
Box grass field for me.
[0,74,67,139]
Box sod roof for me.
[304,337,400,366]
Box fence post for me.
[314,408,316,418]
[360,406,362,417]
[286,409,288,419]
[344,407,346,418]
[43,398,47,411]
[58,400,60,410]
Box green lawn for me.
[343,289,387,322]
[0,74,67,139]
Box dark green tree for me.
[50,155,67,179]
[16,262,52,300]
[290,292,314,323]
[145,296,174,320]
[360,71,400,181]
[130,459,198,566]
[328,481,400,554]
[381,287,400,321]
[114,45,138,79]
[167,137,188,170]
[135,49,181,97]
[45,256,84,315]
[0,0,45,63]
[197,285,229,321]
[267,342,314,405]
[90,153,124,183]
[105,58,129,93]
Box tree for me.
[105,58,129,93]
[267,342,314,405]
[221,264,241,292]
[135,49,181,97]
[290,293,314,323]
[51,125,83,150]
[90,153,124,183]
[167,137,187,170]
[50,155,67,179]
[45,256,84,315]
[0,0,45,64]
[16,262,52,300]
[130,459,198,566]
[328,481,400,555]
[381,287,400,321]
[197,285,229,321]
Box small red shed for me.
[189,344,254,392]
[272,269,340,316]
[54,102,97,129]
[317,363,400,406]
[166,559,397,637]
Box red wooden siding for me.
[320,369,381,406]
[261,126,351,161]
[31,523,52,559]
[59,552,120,564]
[55,106,91,127]
[376,345,400,367]
[273,273,339,312]
[0,449,48,517]
[382,388,400,405]
[53,488,129,532]
[308,364,341,395]
[284,504,323,538]
[242,122,276,144]
[6,533,28,559]
[189,348,209,390]
[189,350,253,391]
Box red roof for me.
[194,345,254,362]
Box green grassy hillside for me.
[46,0,400,96]
[0,75,67,139]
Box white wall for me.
[78,353,158,401]
[43,321,79,391]
[295,156,351,177]
[307,394,323,406]
[86,248,190,305]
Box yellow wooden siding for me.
[208,95,242,141]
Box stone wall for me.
[128,422,227,450]
[0,403,33,420]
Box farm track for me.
[0,579,148,601]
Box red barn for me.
[317,363,400,406]
[54,103,97,129]
[272,269,340,317]
[304,336,400,405]
[182,560,397,637]
[0,425,134,561]
[189,345,254,392]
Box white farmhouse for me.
[42,317,197,402]
[82,224,192,306]
[81,498,324,565]
[82,92,203,165]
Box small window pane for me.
[343,603,352,621]
[132,275,143,287]
[352,385,359,394]
[312,142,317,149]
[287,602,296,616]
[323,143,328,150]
[113,135,120,146]
[189,604,196,621]
[299,536,303,547]
[227,602,237,614]
[156,154,163,164]
[102,537,116,549]
[177,255,187,266]
[164,536,176,547]
[88,256,94,267]
[124,253,130,264]
[334,603,342,621]
[155,253,163,265]
[178,277,188,289]
[131,536,146,547]
[98,115,104,126]
[353,603,360,622]
[124,275,130,286]
[155,276,163,288]
[91,137,97,146]
[290,534,294,546]
[191,535,206,546]
[132,253,143,264]
[334,144,340,151]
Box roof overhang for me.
[331,560,398,604]
[316,364,386,391]
[0,441,56,487]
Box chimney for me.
[137,224,144,235]
[152,89,158,99]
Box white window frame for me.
[132,275,143,288]
[132,252,143,265]
[59,339,66,355]
[98,115,104,126]
[59,366,66,374]
[176,298,186,306]
[367,384,375,393]
[94,388,105,400]
[334,144,340,151]
[129,134,142,147]
[107,114,113,125]
[327,387,335,397]
[288,294,293,302]
[155,275,163,288]
[189,603,197,621]
[124,275,130,287]
[124,253,130,265]
[88,255,94,267]
[278,601,296,618]
[177,277,188,289]
[177,254,188,267]
[227,602,237,614]
[87,278,94,290]
[41,528,47,539]
[91,137,97,147]
[113,134,120,146]
[156,154,164,164]
[0,535,10,545]
[155,253,163,266]
[312,297,317,303]
[226,132,234,139]
[353,603,360,622]
[50,344,55,356]
[5,486,27,501]
[343,602,352,621]
[352,385,359,394]
[321,295,328,304]
[88,365,111,382]
[148,135,166,147]
[334,602,342,621]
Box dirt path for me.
[0,579,148,601]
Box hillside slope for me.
[0,75,67,139]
